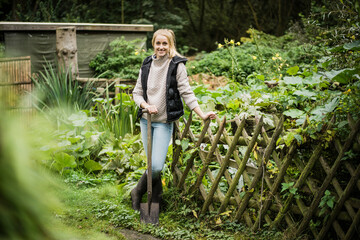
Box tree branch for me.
[184,0,198,32]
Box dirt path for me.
[119,229,161,240]
[189,73,228,90]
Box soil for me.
[189,73,228,90]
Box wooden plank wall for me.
[172,113,360,239]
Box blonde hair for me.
[152,29,182,58]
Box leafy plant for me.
[98,133,146,180]
[295,0,359,48]
[40,111,103,174]
[281,181,300,199]
[319,190,336,216]
[90,84,137,139]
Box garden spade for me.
[140,110,159,225]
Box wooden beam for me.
[0,21,154,32]
[0,81,32,86]
[76,77,135,85]
[0,56,31,62]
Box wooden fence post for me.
[56,27,79,80]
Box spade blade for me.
[140,202,159,225]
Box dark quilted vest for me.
[137,55,188,122]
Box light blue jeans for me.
[140,118,174,179]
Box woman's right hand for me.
[140,102,158,114]
[145,105,158,114]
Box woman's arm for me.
[175,63,216,120]
[133,69,158,114]
[133,70,146,107]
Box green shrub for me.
[89,37,148,79]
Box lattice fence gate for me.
[171,112,360,240]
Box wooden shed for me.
[0,22,153,77]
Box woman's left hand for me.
[203,111,217,120]
[193,106,217,121]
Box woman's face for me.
[154,34,169,57]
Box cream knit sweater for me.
[133,54,199,123]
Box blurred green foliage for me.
[0,106,59,239]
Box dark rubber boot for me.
[152,174,163,204]
[130,172,147,211]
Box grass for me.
[53,182,127,240]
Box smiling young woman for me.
[130,29,216,211]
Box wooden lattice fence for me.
[171,112,360,239]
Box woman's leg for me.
[135,118,173,209]
[130,172,147,210]
[140,118,173,178]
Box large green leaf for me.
[293,89,316,98]
[283,76,302,85]
[75,149,90,158]
[226,99,241,110]
[53,152,77,171]
[181,139,190,151]
[310,97,339,121]
[286,66,299,76]
[283,109,305,118]
[343,40,360,51]
[324,68,358,84]
[84,160,103,172]
[303,74,322,85]
[324,97,339,113]
[68,111,96,127]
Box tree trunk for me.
[56,27,79,80]
[121,0,124,23]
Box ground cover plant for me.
[56,170,284,240]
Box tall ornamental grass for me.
[31,62,96,113]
